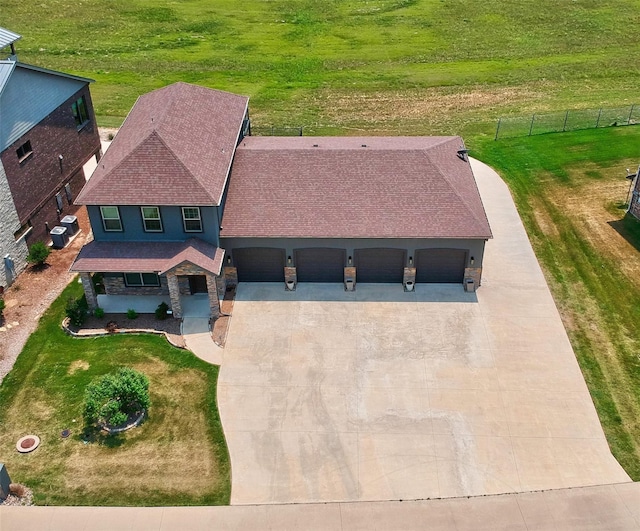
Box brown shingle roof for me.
[220,136,492,239]
[76,82,248,206]
[70,238,224,275]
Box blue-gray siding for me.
[88,205,220,245]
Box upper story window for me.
[141,206,162,232]
[100,206,122,232]
[182,207,202,232]
[71,95,90,128]
[16,140,33,163]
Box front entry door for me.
[189,275,208,294]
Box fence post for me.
[562,110,569,132]
[628,104,635,125]
[595,108,602,128]
[528,114,536,136]
[494,118,502,141]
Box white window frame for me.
[100,206,122,232]
[141,206,163,232]
[123,272,160,287]
[182,207,203,232]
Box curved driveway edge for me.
[217,158,630,505]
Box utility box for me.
[0,463,11,500]
[60,215,79,236]
[464,278,476,292]
[50,226,69,249]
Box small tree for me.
[84,368,150,428]
[26,241,51,267]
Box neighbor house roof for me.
[70,238,225,276]
[219,136,492,239]
[75,82,248,207]
[0,27,20,51]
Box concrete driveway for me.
[217,159,630,505]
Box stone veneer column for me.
[464,267,482,287]
[166,273,183,318]
[284,267,297,290]
[344,267,356,291]
[403,267,416,291]
[79,272,98,310]
[206,274,221,319]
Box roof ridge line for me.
[151,131,216,203]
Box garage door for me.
[354,248,406,283]
[294,248,346,282]
[415,248,467,283]
[233,247,286,282]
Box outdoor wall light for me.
[348,256,353,265]
[470,256,475,265]
[288,256,292,265]
[409,256,413,266]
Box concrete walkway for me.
[2,482,639,530]
[182,317,223,365]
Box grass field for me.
[0,282,230,506]
[474,126,640,480]
[2,0,640,135]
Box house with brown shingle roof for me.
[71,82,491,318]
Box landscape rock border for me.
[61,317,185,349]
[101,409,146,434]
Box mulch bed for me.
[211,287,236,347]
[67,313,185,348]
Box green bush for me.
[94,307,105,318]
[126,308,138,320]
[26,241,51,266]
[155,301,170,320]
[65,296,88,327]
[0,298,5,318]
[83,368,150,427]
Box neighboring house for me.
[0,28,102,290]
[71,82,492,318]
[628,166,640,220]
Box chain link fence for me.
[495,104,639,140]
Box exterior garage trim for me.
[354,248,406,283]
[294,248,346,282]
[232,247,285,282]
[415,248,467,283]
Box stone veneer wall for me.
[0,160,29,289]
[103,275,170,296]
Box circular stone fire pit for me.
[16,435,40,453]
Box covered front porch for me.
[70,238,226,319]
[95,292,212,318]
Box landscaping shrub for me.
[65,296,88,327]
[26,241,50,267]
[0,298,5,318]
[94,307,105,318]
[155,301,169,320]
[84,367,150,427]
[126,308,138,320]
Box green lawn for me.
[473,126,640,480]
[2,0,639,135]
[0,281,230,506]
